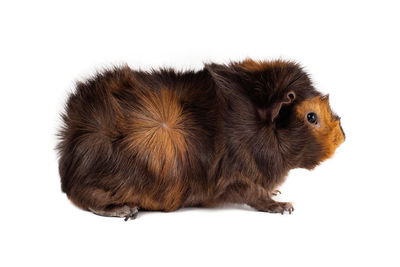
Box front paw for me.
[271,189,281,196]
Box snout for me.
[333,120,346,148]
[339,121,345,141]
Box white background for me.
[1,0,399,266]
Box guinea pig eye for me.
[307,112,318,124]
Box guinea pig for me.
[56,59,345,220]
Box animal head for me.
[206,59,345,171]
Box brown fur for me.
[56,59,345,219]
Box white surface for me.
[1,0,399,266]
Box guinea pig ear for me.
[267,91,296,122]
[205,63,238,90]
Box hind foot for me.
[89,205,139,221]
[251,199,294,214]
[265,201,294,214]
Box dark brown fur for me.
[57,59,345,219]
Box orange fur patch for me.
[119,87,190,211]
[237,59,289,72]
[124,88,189,176]
[296,96,345,161]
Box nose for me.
[339,122,345,141]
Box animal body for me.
[57,59,345,220]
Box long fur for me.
[56,59,344,217]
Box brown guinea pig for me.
[56,59,345,220]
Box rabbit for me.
[56,59,345,220]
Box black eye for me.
[307,112,318,124]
